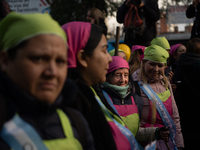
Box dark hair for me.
[7,40,28,60]
[186,38,200,55]
[83,24,106,56]
[0,0,11,21]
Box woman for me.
[109,48,127,60]
[86,7,107,35]
[129,45,146,75]
[102,56,143,136]
[132,45,184,149]
[118,44,131,61]
[62,21,139,150]
[0,12,94,150]
[168,44,186,74]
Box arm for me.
[168,83,184,149]
[117,0,131,23]
[186,4,195,18]
[142,0,160,22]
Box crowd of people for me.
[1,0,200,149]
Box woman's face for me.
[86,11,95,24]
[108,68,129,87]
[83,34,112,85]
[143,60,165,80]
[118,51,126,60]
[2,35,67,104]
[174,45,186,61]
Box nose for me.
[43,62,57,78]
[153,65,158,71]
[108,53,113,63]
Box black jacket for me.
[117,0,160,47]
[173,52,200,149]
[0,72,94,150]
[186,4,200,39]
[68,82,117,150]
[102,86,143,120]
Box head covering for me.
[118,44,131,61]
[109,49,125,56]
[62,22,91,68]
[170,44,182,56]
[132,45,146,60]
[0,12,66,51]
[107,56,129,74]
[151,37,170,50]
[144,45,169,64]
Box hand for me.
[138,1,144,8]
[168,70,174,81]
[159,127,170,142]
[193,0,199,6]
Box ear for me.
[0,51,9,72]
[76,50,88,68]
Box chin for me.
[35,94,57,104]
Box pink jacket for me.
[132,69,184,148]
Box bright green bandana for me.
[109,49,125,56]
[103,82,129,99]
[151,37,170,50]
[0,12,67,51]
[144,45,169,64]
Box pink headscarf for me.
[131,45,146,61]
[62,21,91,68]
[107,56,130,74]
[170,44,182,56]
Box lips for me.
[39,82,56,90]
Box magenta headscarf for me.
[107,56,130,74]
[131,45,146,61]
[62,21,91,68]
[170,44,182,57]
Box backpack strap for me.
[63,107,87,148]
[132,93,143,121]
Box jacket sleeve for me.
[117,1,130,23]
[186,4,195,18]
[142,0,160,22]
[168,82,184,148]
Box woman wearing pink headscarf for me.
[128,45,146,75]
[62,22,137,150]
[102,56,143,137]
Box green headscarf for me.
[144,45,169,64]
[0,12,67,51]
[109,49,125,56]
[151,37,170,50]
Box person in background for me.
[86,7,107,36]
[62,21,139,150]
[109,49,127,60]
[0,0,11,22]
[173,38,200,149]
[102,56,143,137]
[151,36,174,81]
[186,0,200,39]
[129,45,146,75]
[117,0,160,48]
[119,44,131,61]
[132,45,184,149]
[0,12,94,150]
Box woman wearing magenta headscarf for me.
[0,12,94,150]
[62,21,140,150]
[129,45,146,75]
[132,45,184,149]
[102,56,143,137]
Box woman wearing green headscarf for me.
[132,45,184,149]
[0,12,94,150]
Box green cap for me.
[144,45,169,64]
[0,12,67,51]
[109,49,125,56]
[151,37,170,50]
